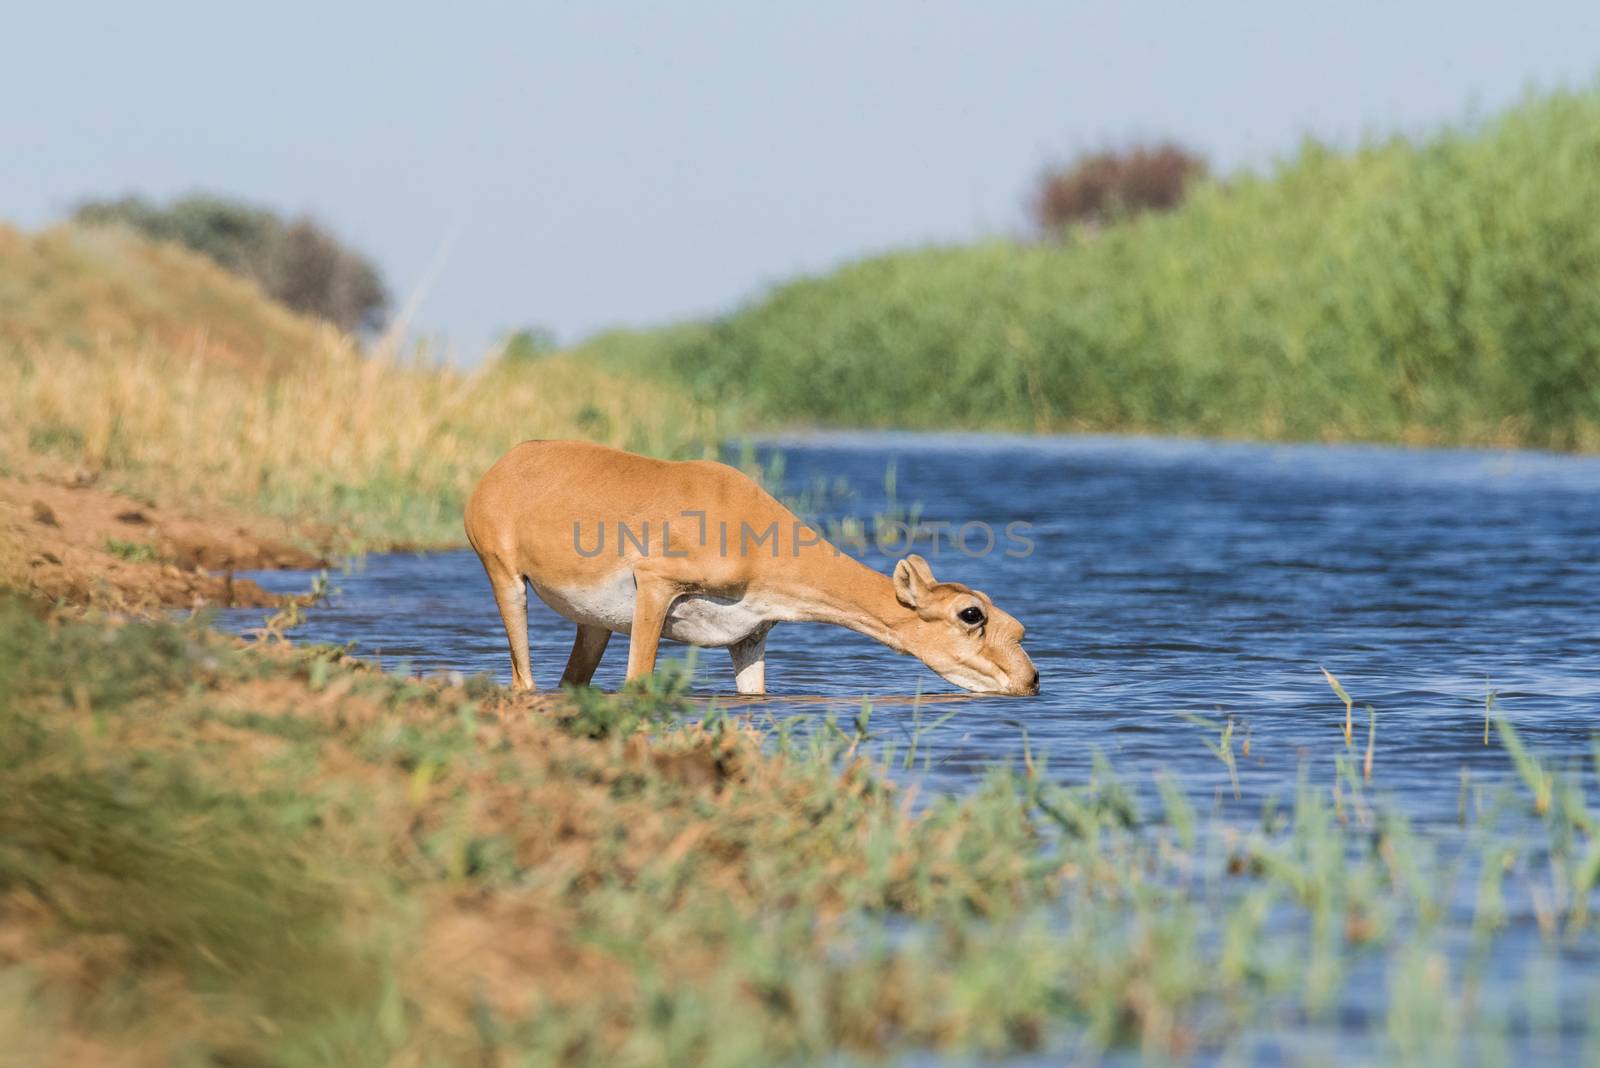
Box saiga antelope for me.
[465,441,1039,696]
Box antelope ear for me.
[893,554,936,609]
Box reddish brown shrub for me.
[1033,142,1209,232]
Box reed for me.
[1179,711,1241,800]
[1321,666,1355,748]
[1495,716,1554,816]
[591,87,1600,452]
[1363,704,1377,783]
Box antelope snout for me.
[1009,665,1041,696]
[995,657,1040,696]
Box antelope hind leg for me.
[728,629,768,696]
[560,624,611,687]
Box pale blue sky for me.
[5,2,1598,357]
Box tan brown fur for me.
[465,441,1038,696]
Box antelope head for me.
[891,554,1039,696]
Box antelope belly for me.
[531,573,769,647]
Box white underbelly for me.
[531,573,772,647]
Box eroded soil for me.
[0,461,324,611]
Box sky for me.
[5,2,1600,359]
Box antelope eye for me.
[958,606,985,626]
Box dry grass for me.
[0,338,717,549]
[0,224,327,377]
[0,224,721,550]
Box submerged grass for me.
[3,601,1600,1064]
[592,86,1600,451]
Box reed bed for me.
[592,86,1600,452]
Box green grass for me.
[3,600,1599,1064]
[591,86,1600,451]
[102,537,158,562]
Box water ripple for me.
[220,433,1600,820]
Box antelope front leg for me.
[728,629,768,696]
[624,574,678,684]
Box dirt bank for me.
[0,462,324,611]
[0,602,1065,1067]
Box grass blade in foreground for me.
[1,601,1597,1065]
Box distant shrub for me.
[267,219,387,333]
[498,326,559,365]
[73,193,388,333]
[1033,142,1208,231]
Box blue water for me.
[220,432,1600,817]
[217,432,1600,1062]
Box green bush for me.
[498,325,559,364]
[597,87,1600,450]
[74,193,388,333]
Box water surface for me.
[218,432,1600,1060]
[221,432,1600,816]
